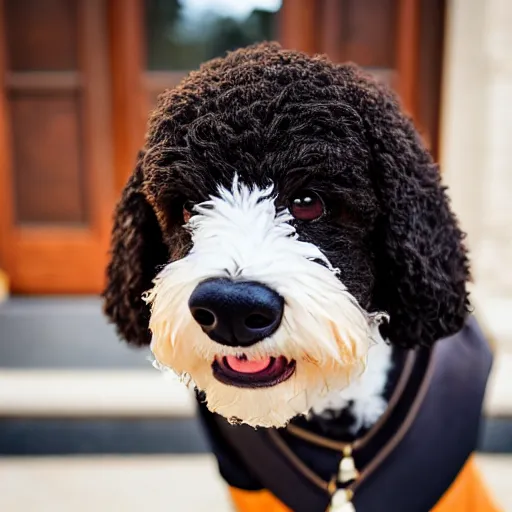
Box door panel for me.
[10,92,86,224]
[319,0,397,68]
[318,0,444,153]
[5,0,78,71]
[416,0,445,156]
[0,0,113,293]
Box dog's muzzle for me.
[146,180,380,427]
[188,279,294,389]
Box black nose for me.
[188,279,284,347]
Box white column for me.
[441,0,512,346]
[476,0,512,295]
[440,0,489,260]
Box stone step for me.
[0,454,509,512]
[0,455,232,512]
[0,350,510,418]
[0,370,194,418]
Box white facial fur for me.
[145,178,386,428]
[311,332,393,434]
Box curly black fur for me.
[103,42,469,348]
[103,152,169,345]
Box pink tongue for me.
[225,356,272,374]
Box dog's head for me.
[103,43,469,428]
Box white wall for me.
[441,0,512,346]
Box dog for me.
[103,43,498,512]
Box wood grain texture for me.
[0,0,114,293]
[5,0,78,71]
[0,0,17,273]
[10,93,86,224]
[279,0,318,54]
[109,0,147,193]
[396,0,420,116]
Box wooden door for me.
[0,0,113,293]
[281,0,446,156]
[0,0,445,294]
[112,0,446,192]
[109,0,285,192]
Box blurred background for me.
[0,0,511,510]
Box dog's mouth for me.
[212,355,296,388]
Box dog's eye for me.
[290,191,324,221]
[183,201,195,224]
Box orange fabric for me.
[432,456,502,512]
[229,487,291,512]
[229,456,501,512]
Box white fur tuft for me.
[310,331,393,433]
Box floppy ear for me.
[103,152,169,346]
[362,80,470,347]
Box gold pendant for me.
[338,445,359,483]
[329,489,355,512]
